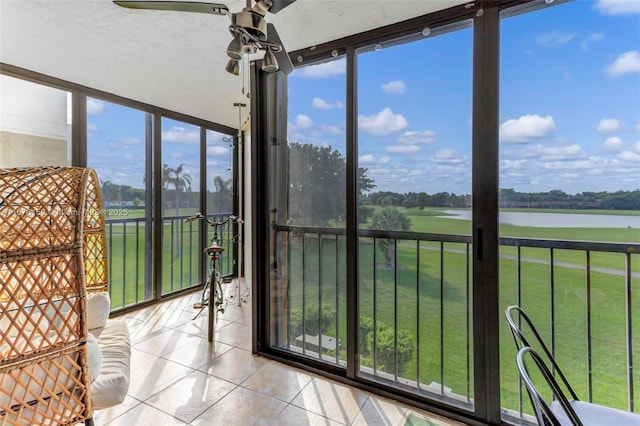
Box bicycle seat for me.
[204,243,225,254]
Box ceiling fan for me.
[113,0,296,75]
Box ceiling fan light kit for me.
[225,58,241,75]
[114,0,295,76]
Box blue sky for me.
[287,0,640,195]
[86,0,639,196]
[87,100,232,192]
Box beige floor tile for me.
[190,386,286,425]
[127,318,172,345]
[242,362,314,402]
[145,370,237,423]
[291,377,370,425]
[270,404,344,426]
[162,336,234,369]
[219,303,251,323]
[198,347,270,384]
[130,347,161,372]
[94,395,141,425]
[353,395,467,426]
[104,402,186,426]
[134,327,198,357]
[351,396,406,426]
[236,336,253,351]
[171,312,231,336]
[127,357,194,401]
[214,321,252,347]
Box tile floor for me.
[96,290,465,426]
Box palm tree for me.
[370,207,411,267]
[100,180,121,218]
[166,163,192,217]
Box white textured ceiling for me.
[0,0,466,128]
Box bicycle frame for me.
[185,213,239,342]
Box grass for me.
[103,206,639,414]
[280,208,639,414]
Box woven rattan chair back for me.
[0,166,107,425]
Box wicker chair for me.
[0,166,111,425]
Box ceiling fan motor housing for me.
[233,9,267,41]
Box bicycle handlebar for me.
[184,213,242,226]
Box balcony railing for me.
[105,212,236,311]
[273,224,639,421]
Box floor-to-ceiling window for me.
[160,117,202,295]
[268,57,348,366]
[206,129,236,276]
[499,1,640,422]
[86,97,154,308]
[257,1,639,424]
[356,20,474,407]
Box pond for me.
[439,210,640,228]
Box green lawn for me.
[103,206,639,414]
[280,208,639,414]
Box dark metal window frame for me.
[0,63,238,313]
[250,1,566,425]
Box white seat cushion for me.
[90,319,131,410]
[550,400,640,426]
[87,292,111,330]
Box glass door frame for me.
[251,1,542,424]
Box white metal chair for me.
[507,306,640,426]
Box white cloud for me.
[606,50,640,77]
[604,137,624,152]
[617,151,640,162]
[312,97,343,110]
[295,114,313,129]
[292,58,346,79]
[501,159,528,170]
[398,130,437,145]
[207,146,229,156]
[108,137,142,150]
[381,80,406,95]
[582,33,605,50]
[162,126,199,144]
[358,108,408,136]
[499,114,556,143]
[595,0,640,15]
[430,149,467,165]
[324,124,343,135]
[538,144,583,161]
[359,154,390,165]
[541,160,594,170]
[386,145,420,154]
[536,31,576,47]
[597,118,622,132]
[635,141,640,152]
[87,98,104,115]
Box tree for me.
[359,317,415,376]
[165,163,192,216]
[289,303,336,339]
[100,180,121,217]
[367,325,415,375]
[288,142,374,226]
[370,207,411,266]
[210,175,232,213]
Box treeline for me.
[361,189,640,210]
[362,191,470,208]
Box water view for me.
[441,210,640,229]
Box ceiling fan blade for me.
[266,23,293,75]
[268,0,297,14]
[114,1,229,15]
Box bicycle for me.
[184,213,240,342]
